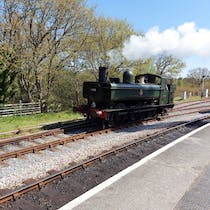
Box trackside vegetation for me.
[0,111,82,134]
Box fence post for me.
[19,100,22,115]
[39,100,41,113]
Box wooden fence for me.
[0,101,41,117]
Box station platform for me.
[59,122,210,210]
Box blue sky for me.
[87,0,210,76]
[88,0,210,32]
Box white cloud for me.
[122,22,210,60]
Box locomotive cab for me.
[135,74,161,85]
[135,73,175,107]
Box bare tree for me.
[154,55,185,77]
[187,67,210,98]
[187,67,210,80]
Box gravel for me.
[1,145,21,153]
[0,112,209,190]
[33,138,46,144]
[0,136,62,155]
[56,134,69,138]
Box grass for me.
[0,110,82,134]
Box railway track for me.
[0,119,99,161]
[0,128,112,161]
[42,119,97,132]
[168,107,210,118]
[174,98,210,110]
[0,115,210,206]
[0,118,95,140]
[0,105,210,162]
[0,128,63,146]
[172,103,210,112]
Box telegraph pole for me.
[201,75,205,99]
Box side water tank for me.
[123,70,133,83]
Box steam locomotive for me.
[77,67,175,126]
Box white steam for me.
[122,22,210,60]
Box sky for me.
[87,0,210,77]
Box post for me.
[204,89,208,98]
[38,100,41,113]
[182,91,187,100]
[19,100,22,115]
[201,76,205,98]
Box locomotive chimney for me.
[99,66,107,83]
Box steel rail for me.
[173,103,210,112]
[168,108,210,118]
[173,98,210,110]
[0,129,63,147]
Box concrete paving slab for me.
[59,123,210,210]
[175,162,210,210]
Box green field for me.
[0,111,82,134]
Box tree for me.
[0,45,19,103]
[81,16,134,78]
[0,0,23,103]
[1,0,94,111]
[154,55,185,77]
[187,67,210,98]
[132,59,155,75]
[50,69,96,109]
[187,67,210,81]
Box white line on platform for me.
[58,121,210,210]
